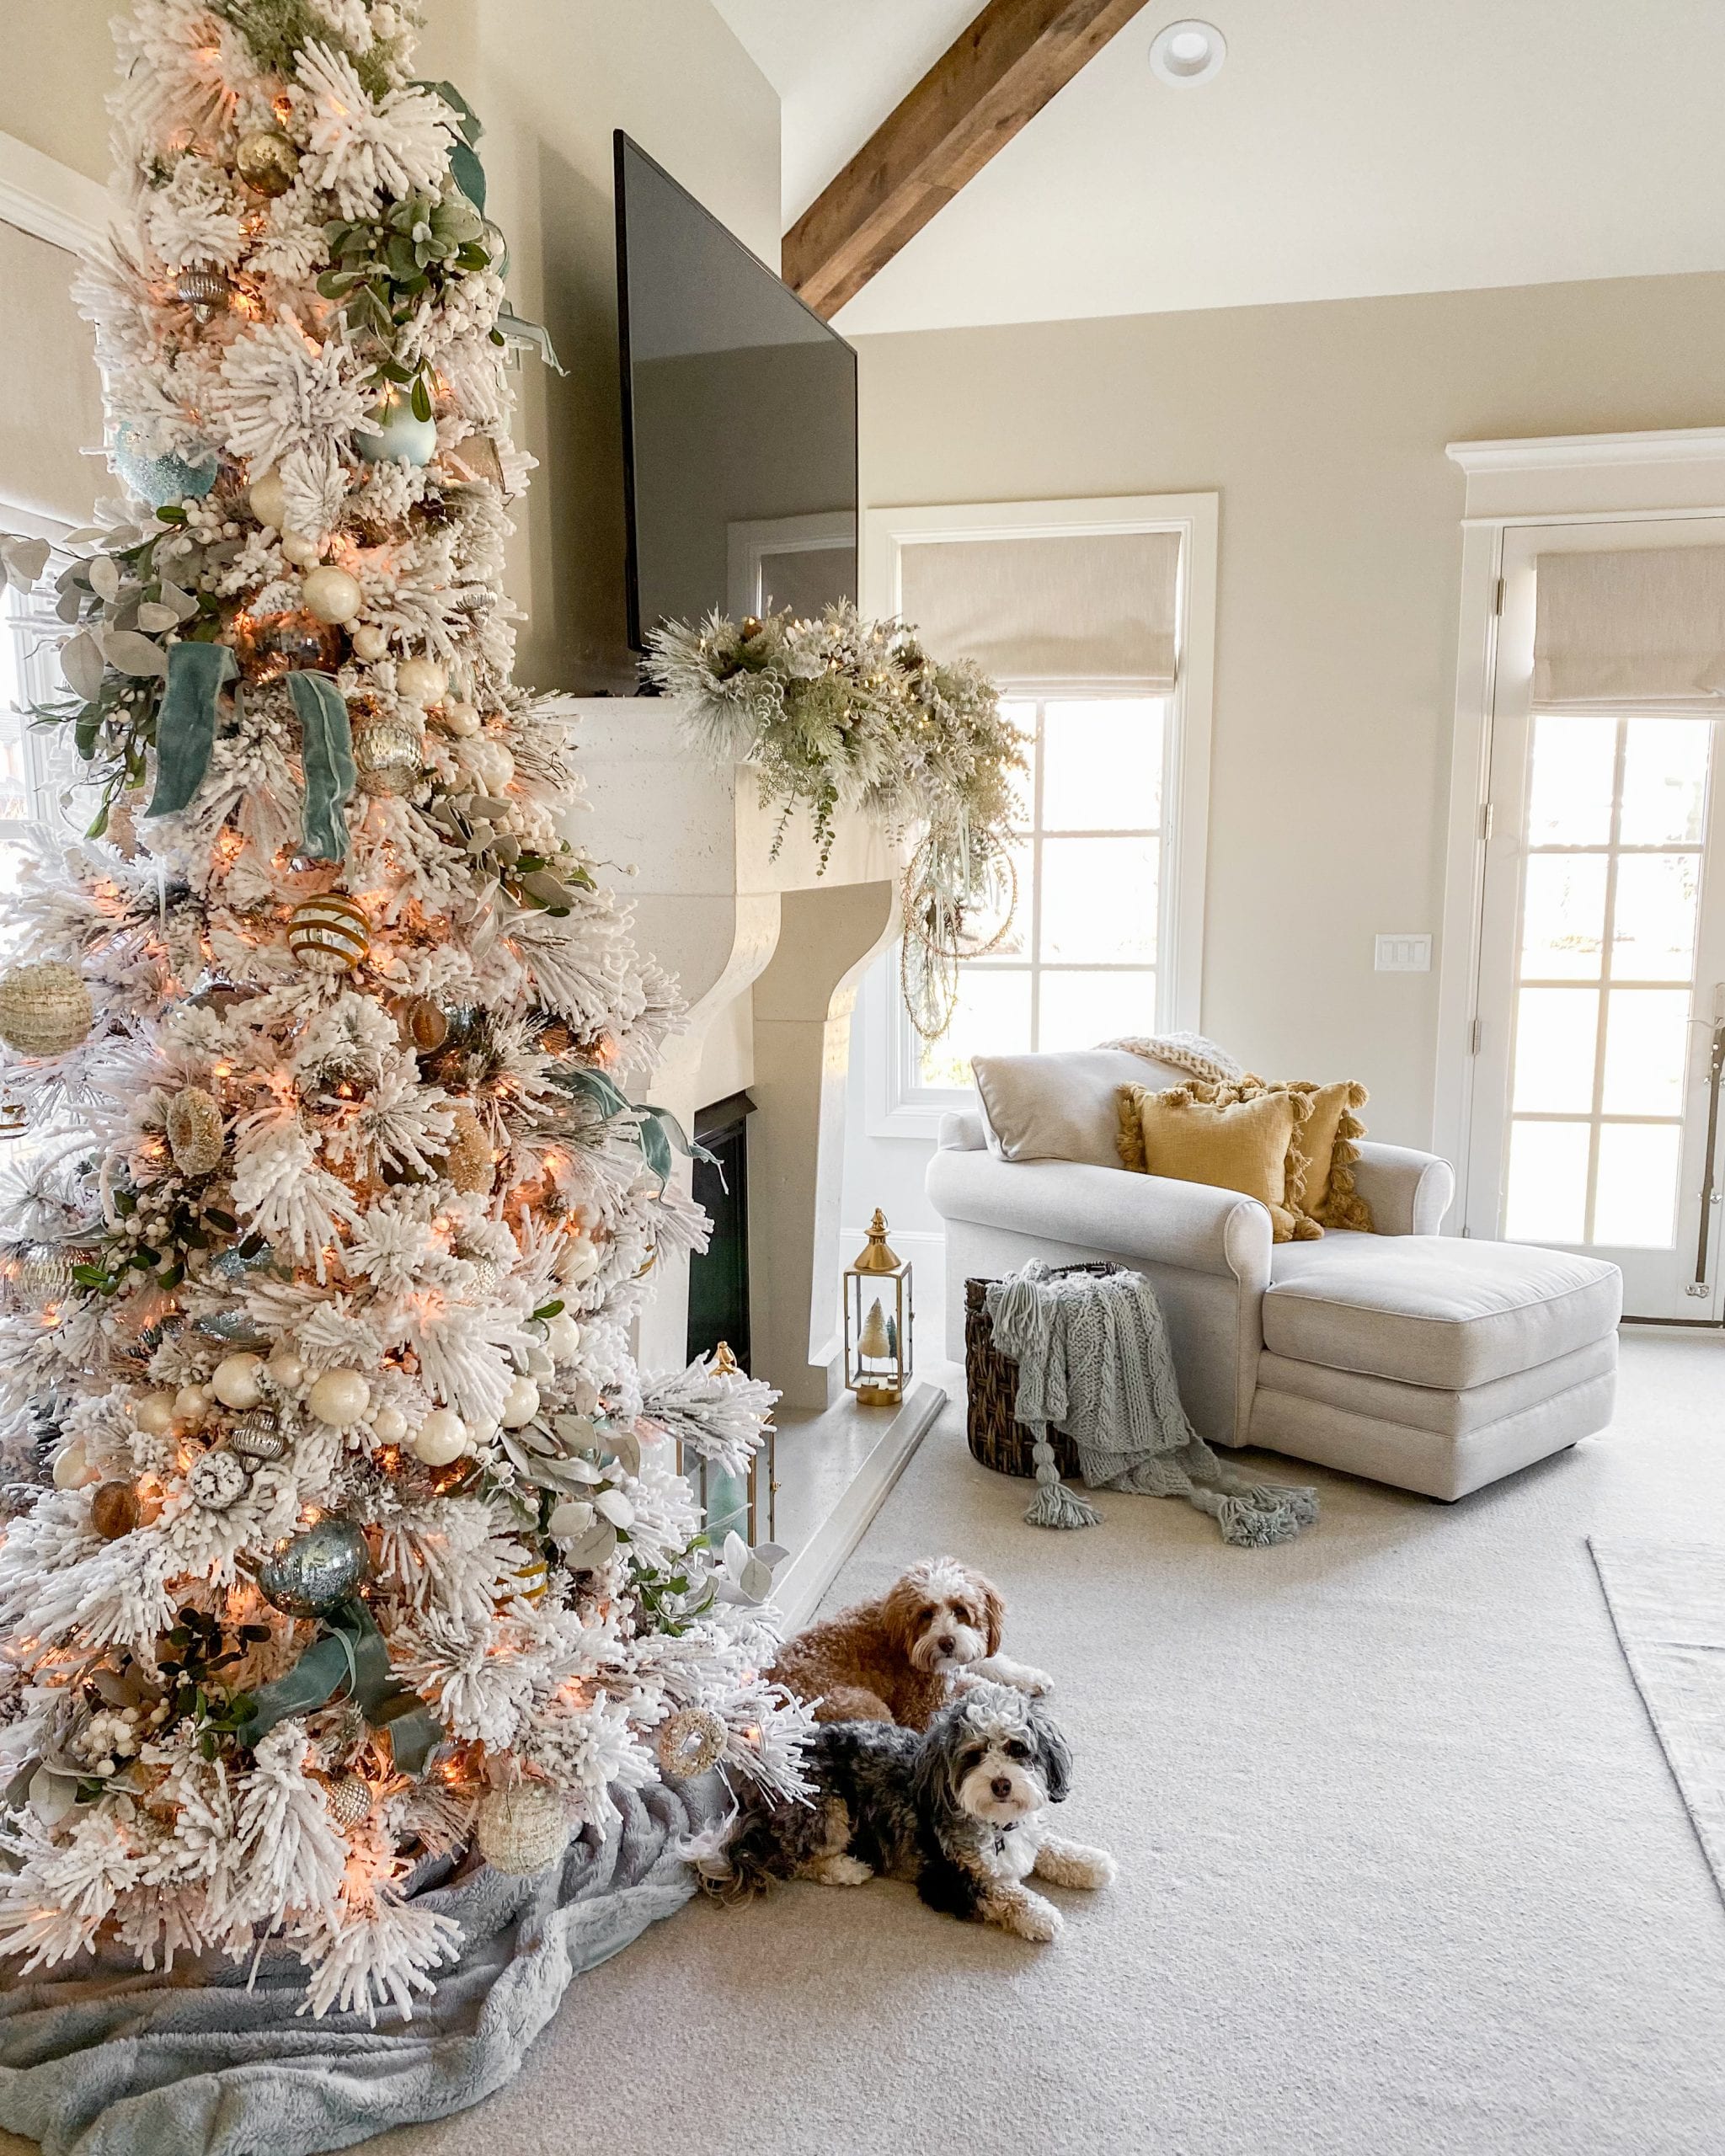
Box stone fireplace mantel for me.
[564,699,902,1410]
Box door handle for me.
[1696,1017,1725,1294]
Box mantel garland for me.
[644,604,1026,1038]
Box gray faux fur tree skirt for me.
[0,1778,718,2156]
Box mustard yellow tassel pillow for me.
[1221,1077,1375,1233]
[1116,1081,1319,1243]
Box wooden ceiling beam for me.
[782,0,1156,320]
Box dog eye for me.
[1004,1739,1030,1761]
[952,1605,972,1626]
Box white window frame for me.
[1436,428,1725,1219]
[860,492,1217,1138]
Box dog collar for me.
[992,1824,1017,1854]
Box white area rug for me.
[7,1334,1723,2156]
[1589,1537,1725,1908]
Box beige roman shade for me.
[899,528,1180,687]
[1533,547,1725,712]
[0,218,104,531]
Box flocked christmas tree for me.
[0,0,808,2018]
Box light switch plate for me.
[1375,933,1432,974]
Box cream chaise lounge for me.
[925,1050,1621,1502]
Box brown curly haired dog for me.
[766,1556,1053,1730]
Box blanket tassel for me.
[1194,1480,1319,1548]
[1024,1439,1102,1529]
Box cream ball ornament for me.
[307,1368,371,1428]
[265,1347,305,1390]
[302,565,364,626]
[412,1408,468,1465]
[351,624,388,663]
[248,469,287,529]
[174,1383,211,1428]
[558,1235,601,1286]
[280,529,322,568]
[53,1437,97,1490]
[134,1390,178,1436]
[441,698,481,738]
[372,1405,408,1445]
[499,1376,540,1429]
[396,655,447,707]
[543,1310,581,1362]
[211,1353,265,1411]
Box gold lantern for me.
[844,1210,912,1406]
[675,1342,776,1545]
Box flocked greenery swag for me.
[644,605,1026,1037]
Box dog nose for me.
[991,1775,1012,1801]
[937,1636,955,1655]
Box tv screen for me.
[615,131,858,651]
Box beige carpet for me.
[11,1332,1725,2155]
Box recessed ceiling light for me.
[1149,19,1226,87]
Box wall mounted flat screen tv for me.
[615,131,858,651]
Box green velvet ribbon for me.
[288,670,357,862]
[236,1598,441,1775]
[144,642,238,819]
[549,1065,718,1188]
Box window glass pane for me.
[999,701,1038,830]
[1600,988,1690,1115]
[1620,718,1711,846]
[1039,837,1158,963]
[1039,699,1162,830]
[1593,1123,1682,1248]
[916,967,1031,1090]
[1519,854,1606,979]
[964,836,1033,961]
[1512,988,1598,1113]
[1610,852,1699,981]
[1504,1120,1590,1243]
[1038,969,1156,1051]
[1526,714,1616,846]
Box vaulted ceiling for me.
[713,0,1725,336]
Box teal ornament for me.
[355,398,439,468]
[257,1518,371,1617]
[112,424,217,509]
[145,642,238,819]
[286,671,357,862]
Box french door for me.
[1468,519,1725,1321]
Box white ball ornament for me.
[441,698,481,738]
[396,655,448,707]
[372,1406,408,1445]
[544,1311,581,1362]
[248,469,287,528]
[52,1437,96,1490]
[302,565,364,626]
[211,1353,265,1411]
[134,1390,178,1435]
[558,1236,601,1285]
[174,1383,211,1428]
[412,1408,468,1465]
[499,1376,540,1429]
[351,624,388,663]
[265,1348,305,1390]
[280,530,322,568]
[307,1369,371,1428]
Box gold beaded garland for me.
[288,894,371,974]
[164,1085,225,1176]
[0,963,94,1058]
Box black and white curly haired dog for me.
[702,1679,1114,1941]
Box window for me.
[859,494,1216,1135]
[916,691,1167,1087]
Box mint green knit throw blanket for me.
[985,1262,1318,1543]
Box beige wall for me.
[853,271,1725,1145]
[0,0,779,693]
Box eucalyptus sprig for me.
[319,190,492,413]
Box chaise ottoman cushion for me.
[1262,1233,1622,1391]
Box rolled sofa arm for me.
[925,1150,1273,1289]
[937,1108,987,1152]
[1350,1140,1455,1237]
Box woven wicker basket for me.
[963,1265,1115,1479]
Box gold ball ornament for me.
[0,963,94,1058]
[12,1250,82,1306]
[353,714,425,798]
[301,564,364,625]
[441,1104,493,1195]
[174,1383,212,1427]
[656,1705,728,1780]
[323,1774,373,1830]
[164,1085,225,1176]
[235,127,301,198]
[90,1480,141,1540]
[476,1783,571,1876]
[288,893,371,974]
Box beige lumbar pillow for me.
[1117,1081,1319,1243]
[972,1049,1197,1166]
